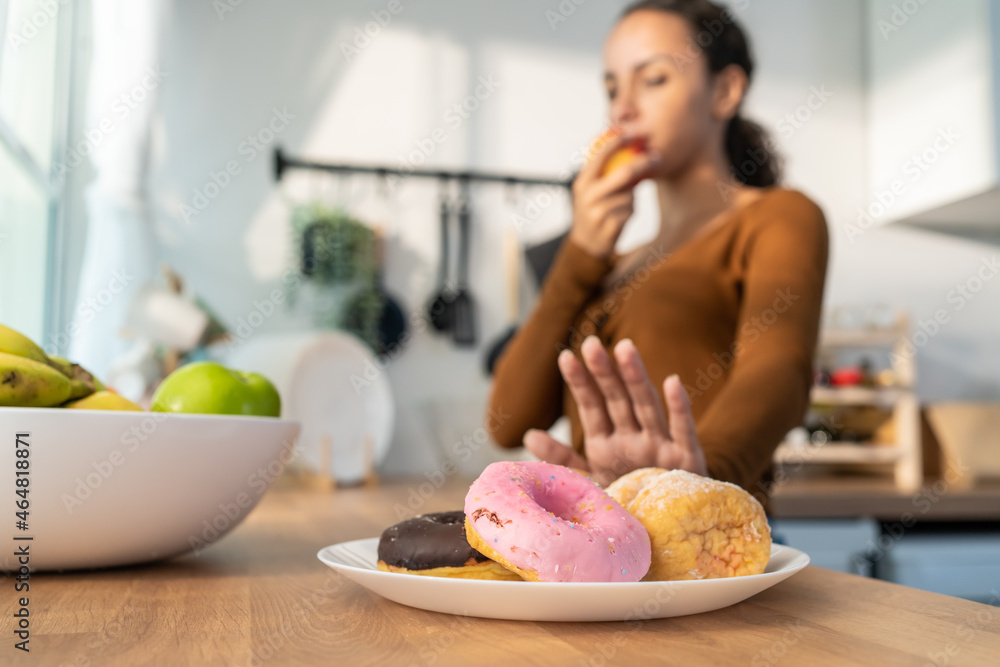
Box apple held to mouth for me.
[151,361,281,417]
[588,129,649,178]
[602,141,646,177]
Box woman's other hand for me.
[524,336,707,487]
[568,130,660,260]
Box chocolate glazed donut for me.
[376,511,522,581]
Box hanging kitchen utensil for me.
[427,179,455,332]
[372,174,408,354]
[484,225,521,374]
[451,182,477,347]
[299,170,328,277]
[344,226,407,355]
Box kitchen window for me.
[0,0,74,346]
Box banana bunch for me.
[0,323,105,407]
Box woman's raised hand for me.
[568,130,660,260]
[524,336,707,487]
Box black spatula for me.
[427,191,455,333]
[451,190,476,347]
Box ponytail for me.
[726,115,782,187]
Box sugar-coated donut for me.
[464,461,651,583]
[377,511,522,581]
[606,468,771,581]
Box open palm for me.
[524,336,707,487]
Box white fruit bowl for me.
[0,407,300,571]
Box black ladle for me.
[427,193,455,332]
[373,232,408,354]
[451,188,476,347]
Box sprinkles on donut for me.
[464,461,651,582]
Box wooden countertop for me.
[5,478,999,666]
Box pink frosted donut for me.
[464,461,651,582]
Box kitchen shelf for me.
[775,313,922,492]
[819,328,904,347]
[770,477,1000,521]
[810,386,905,406]
[774,442,903,465]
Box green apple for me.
[151,362,281,417]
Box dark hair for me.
[620,0,781,187]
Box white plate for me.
[317,538,810,622]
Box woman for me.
[487,0,828,509]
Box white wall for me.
[866,0,996,222]
[61,0,1000,477]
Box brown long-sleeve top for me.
[487,188,829,508]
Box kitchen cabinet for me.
[770,476,1000,602]
[864,0,1000,230]
[769,518,879,576]
[879,533,1000,604]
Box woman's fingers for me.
[578,130,659,193]
[578,129,629,184]
[524,429,591,471]
[663,374,698,448]
[613,339,670,437]
[558,349,613,438]
[593,152,661,196]
[579,336,640,433]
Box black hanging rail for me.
[273,146,572,189]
